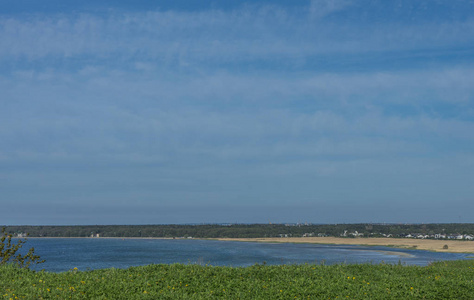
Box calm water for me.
[23,238,471,272]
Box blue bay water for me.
[24,238,471,272]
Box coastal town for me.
[319,230,473,240]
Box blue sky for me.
[1,0,473,225]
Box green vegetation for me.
[1,260,473,299]
[3,223,474,239]
[0,228,44,269]
[3,225,472,299]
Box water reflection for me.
[25,238,471,272]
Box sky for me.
[1,0,473,225]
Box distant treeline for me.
[3,223,474,239]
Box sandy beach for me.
[215,237,474,253]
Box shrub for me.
[0,227,44,269]
[443,244,449,249]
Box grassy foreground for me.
[1,260,473,299]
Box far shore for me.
[27,236,176,240]
[213,237,474,253]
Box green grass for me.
[1,260,473,299]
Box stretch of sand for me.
[215,237,474,253]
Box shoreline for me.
[24,236,474,253]
[26,236,175,240]
[213,237,474,254]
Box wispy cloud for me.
[1,2,473,67]
[1,65,473,164]
[1,0,473,224]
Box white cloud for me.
[309,0,352,19]
[1,1,473,222]
[1,3,473,65]
[1,65,473,165]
